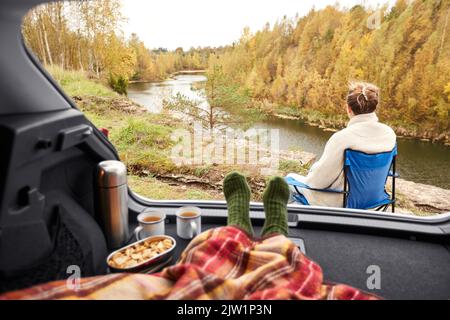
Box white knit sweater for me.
[288,112,396,208]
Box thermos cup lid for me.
[97,160,127,188]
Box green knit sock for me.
[223,172,254,235]
[262,177,290,237]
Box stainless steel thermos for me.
[96,160,129,249]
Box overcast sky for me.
[121,0,396,50]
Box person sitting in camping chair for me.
[286,82,397,211]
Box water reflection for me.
[128,75,207,113]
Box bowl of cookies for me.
[107,235,176,273]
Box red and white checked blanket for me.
[1,226,379,300]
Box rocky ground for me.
[387,178,450,214]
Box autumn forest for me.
[23,0,450,138]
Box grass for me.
[46,65,116,97]
[193,165,213,177]
[84,106,181,175]
[128,175,215,200]
[278,159,309,176]
[113,118,173,150]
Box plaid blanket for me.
[1,226,378,300]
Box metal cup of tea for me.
[134,210,166,240]
[176,206,201,240]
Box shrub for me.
[109,75,129,95]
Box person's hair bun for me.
[347,81,379,115]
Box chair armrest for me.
[285,177,346,194]
[285,177,309,188]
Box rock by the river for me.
[387,178,450,213]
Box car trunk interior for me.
[0,0,449,300]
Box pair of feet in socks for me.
[223,172,290,237]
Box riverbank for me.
[171,69,206,76]
[129,69,207,84]
[269,108,450,145]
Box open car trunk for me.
[0,0,449,300]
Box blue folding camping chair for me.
[286,146,398,212]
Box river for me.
[128,75,450,189]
